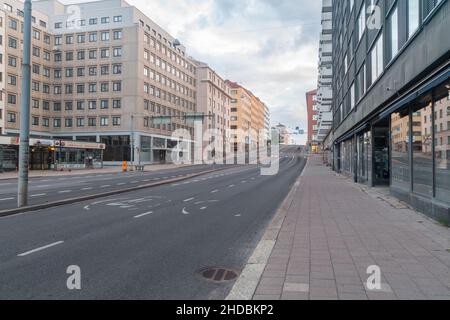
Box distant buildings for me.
[274,124,290,145]
[306,89,319,152]
[225,80,268,154]
[193,60,232,162]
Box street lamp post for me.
[17,0,32,208]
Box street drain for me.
[197,267,239,283]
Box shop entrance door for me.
[30,148,51,170]
[373,120,390,186]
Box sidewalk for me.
[242,155,450,300]
[0,163,193,180]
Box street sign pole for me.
[17,0,32,208]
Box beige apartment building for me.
[225,80,267,154]
[0,0,197,169]
[193,60,231,162]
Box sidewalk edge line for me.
[226,157,309,300]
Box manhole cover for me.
[197,267,239,283]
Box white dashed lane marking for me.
[17,241,64,257]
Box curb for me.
[226,157,309,300]
[0,166,231,218]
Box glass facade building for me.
[331,0,449,220]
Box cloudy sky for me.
[63,0,321,143]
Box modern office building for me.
[193,60,231,162]
[331,0,449,219]
[0,0,197,168]
[315,0,334,144]
[306,89,319,151]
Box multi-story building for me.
[275,124,290,145]
[331,0,449,219]
[193,60,231,162]
[315,0,333,143]
[0,0,197,169]
[226,80,267,156]
[263,103,270,142]
[306,89,319,151]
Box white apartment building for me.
[193,60,231,162]
[0,0,197,168]
[315,0,333,143]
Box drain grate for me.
[197,267,239,283]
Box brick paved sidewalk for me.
[253,155,450,300]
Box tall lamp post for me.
[17,0,32,208]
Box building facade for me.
[306,89,319,151]
[315,0,334,144]
[225,81,264,153]
[193,60,231,162]
[331,0,449,220]
[0,0,196,168]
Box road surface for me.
[0,146,306,299]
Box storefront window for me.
[140,136,152,162]
[434,82,450,204]
[391,111,410,191]
[412,94,433,197]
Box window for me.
[8,74,17,85]
[43,118,49,127]
[8,94,17,104]
[53,118,61,128]
[53,102,61,111]
[113,16,122,23]
[101,82,109,92]
[101,48,110,58]
[408,0,420,39]
[77,118,85,127]
[65,118,73,127]
[89,18,98,25]
[101,100,109,109]
[113,64,122,74]
[77,50,85,60]
[350,82,356,110]
[55,22,62,29]
[77,34,85,43]
[113,47,122,57]
[388,7,399,62]
[55,36,62,45]
[370,34,383,85]
[65,101,73,111]
[89,33,97,42]
[356,64,366,101]
[66,35,74,44]
[112,116,121,126]
[32,117,39,126]
[88,100,97,109]
[113,30,122,40]
[77,101,85,110]
[88,117,96,126]
[113,81,121,92]
[101,31,110,41]
[7,112,16,123]
[8,36,17,49]
[101,65,109,75]
[113,99,121,109]
[100,117,109,126]
[101,17,110,24]
[89,50,97,59]
[412,94,433,197]
[8,56,17,67]
[77,67,85,77]
[357,3,366,41]
[9,18,17,30]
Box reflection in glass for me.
[434,82,450,204]
[391,111,410,191]
[412,94,433,197]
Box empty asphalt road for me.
[0,146,306,299]
[0,164,227,211]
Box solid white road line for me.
[0,197,15,201]
[133,211,153,219]
[17,241,64,257]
